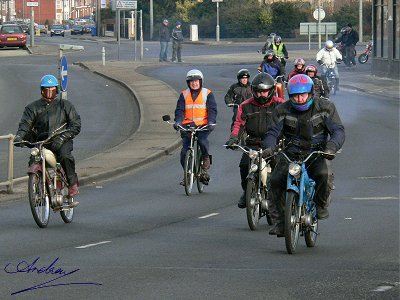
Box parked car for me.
[37,24,47,34]
[0,24,27,48]
[71,25,84,35]
[50,24,65,37]
[19,23,30,34]
[83,24,92,33]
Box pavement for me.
[1,38,399,201]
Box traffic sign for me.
[313,8,325,21]
[27,1,39,6]
[115,0,137,9]
[59,56,68,92]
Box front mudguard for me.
[28,162,42,174]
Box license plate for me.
[7,37,17,41]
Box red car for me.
[0,24,27,48]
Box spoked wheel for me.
[60,196,74,223]
[358,53,369,64]
[285,191,301,254]
[196,144,205,193]
[28,172,50,228]
[184,150,195,196]
[245,178,260,231]
[264,186,273,226]
[305,217,318,247]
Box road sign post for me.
[212,0,223,42]
[58,44,84,99]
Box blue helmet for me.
[40,74,58,88]
[288,74,314,111]
[287,74,313,95]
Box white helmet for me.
[325,40,334,50]
[186,69,203,81]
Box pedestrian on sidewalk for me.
[159,19,170,62]
[171,21,184,62]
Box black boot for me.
[269,222,284,237]
[316,206,329,219]
[238,192,246,209]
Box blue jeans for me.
[321,65,339,79]
[159,41,168,61]
[180,130,210,168]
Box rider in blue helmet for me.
[15,74,82,203]
[262,75,345,236]
[287,74,314,111]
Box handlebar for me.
[279,150,338,164]
[224,143,275,160]
[13,124,68,148]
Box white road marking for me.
[351,197,398,200]
[344,217,352,220]
[373,285,394,292]
[358,175,397,179]
[199,213,219,219]
[76,241,111,249]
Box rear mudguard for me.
[28,162,42,174]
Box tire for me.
[184,150,195,196]
[28,172,50,228]
[196,144,204,193]
[60,193,74,223]
[358,53,369,64]
[284,191,300,254]
[245,178,260,231]
[305,217,318,247]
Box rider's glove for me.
[336,58,342,63]
[52,136,64,152]
[173,122,181,131]
[13,135,24,147]
[317,60,323,65]
[323,141,336,160]
[262,147,275,158]
[225,136,239,150]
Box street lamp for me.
[359,0,363,43]
[212,0,222,42]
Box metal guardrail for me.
[0,134,14,193]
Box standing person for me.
[263,74,345,236]
[225,73,285,208]
[316,40,342,91]
[14,74,81,202]
[335,23,359,68]
[224,69,252,129]
[159,19,170,62]
[174,69,217,185]
[305,64,330,98]
[171,21,184,63]
[268,35,289,67]
[287,58,306,81]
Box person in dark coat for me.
[159,19,170,62]
[335,23,359,67]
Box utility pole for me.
[359,0,363,43]
[149,0,153,40]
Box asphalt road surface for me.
[0,39,398,299]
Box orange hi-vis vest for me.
[182,87,211,126]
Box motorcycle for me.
[14,124,77,228]
[336,43,356,66]
[228,144,273,230]
[279,150,336,254]
[358,40,373,64]
[321,63,338,96]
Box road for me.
[0,36,398,299]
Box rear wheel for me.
[28,172,50,228]
[358,53,369,64]
[184,150,195,196]
[245,178,260,231]
[196,143,204,193]
[285,191,300,254]
[305,217,318,247]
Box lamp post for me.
[359,0,363,43]
[149,0,153,40]
[212,0,222,42]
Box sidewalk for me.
[1,42,398,201]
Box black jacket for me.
[224,82,252,106]
[312,76,330,98]
[263,97,345,154]
[159,24,170,42]
[335,29,359,46]
[16,98,81,142]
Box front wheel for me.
[358,53,369,64]
[284,191,300,254]
[245,178,260,231]
[184,150,195,196]
[60,196,74,223]
[305,217,318,247]
[28,172,50,228]
[196,144,205,193]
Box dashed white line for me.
[199,213,220,219]
[75,241,112,249]
[358,175,397,179]
[351,197,398,200]
[373,285,394,292]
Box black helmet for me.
[251,72,276,104]
[265,49,275,62]
[237,69,250,81]
[274,35,282,44]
